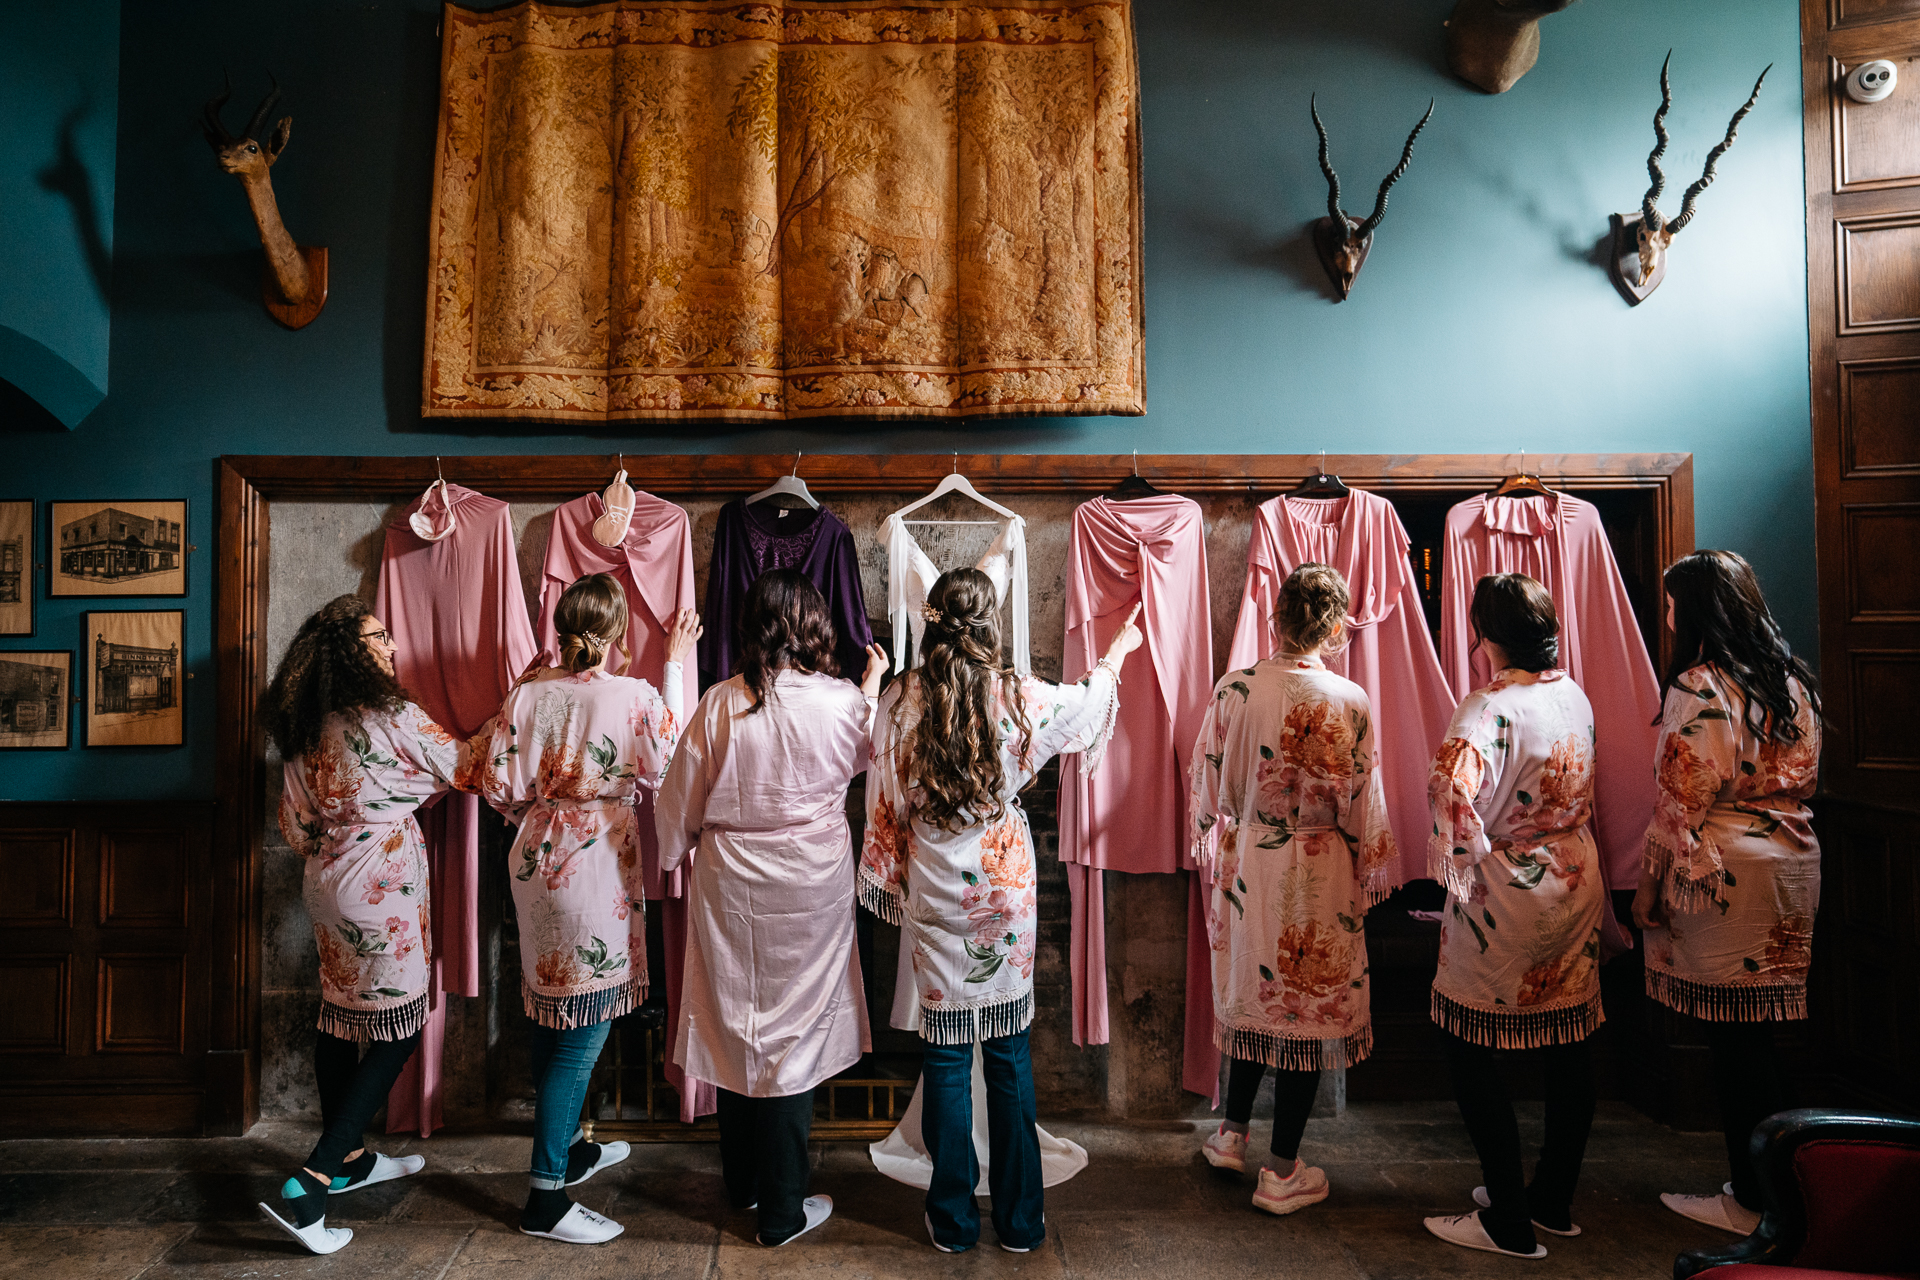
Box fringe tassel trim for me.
[1080,672,1121,776]
[856,869,904,925]
[1362,865,1399,908]
[1430,986,1604,1050]
[1213,1021,1373,1071]
[919,991,1033,1046]
[1429,832,1483,905]
[1644,965,1807,1023]
[317,992,428,1043]
[1646,834,1726,915]
[524,972,646,1031]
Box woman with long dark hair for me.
[1190,564,1396,1216]
[1422,574,1607,1260]
[859,567,1141,1254]
[258,595,464,1255]
[462,574,699,1245]
[656,569,888,1248]
[1634,551,1821,1235]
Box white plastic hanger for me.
[746,452,820,511]
[592,454,637,547]
[890,453,1020,523]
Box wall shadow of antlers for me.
[1309,96,1435,302]
[202,74,328,330]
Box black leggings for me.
[308,1030,422,1178]
[1445,1033,1595,1248]
[1706,1020,1789,1211]
[1223,1057,1322,1163]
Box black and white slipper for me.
[1424,1211,1547,1259]
[1473,1186,1582,1237]
[758,1195,832,1247]
[258,1200,353,1255]
[331,1152,425,1194]
[521,1202,625,1244]
[565,1139,631,1187]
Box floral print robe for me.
[1642,664,1819,1021]
[859,668,1118,1045]
[460,665,682,1029]
[280,703,462,1041]
[1427,669,1605,1049]
[1188,656,1398,1070]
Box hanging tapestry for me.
[423,0,1143,423]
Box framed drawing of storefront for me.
[0,499,32,635]
[84,610,185,748]
[49,500,189,599]
[0,649,72,749]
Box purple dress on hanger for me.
[699,499,873,688]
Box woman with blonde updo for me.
[859,567,1141,1254]
[1190,563,1397,1216]
[461,574,700,1245]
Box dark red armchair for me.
[1676,1109,1920,1280]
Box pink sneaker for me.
[1252,1160,1330,1216]
[1201,1124,1249,1173]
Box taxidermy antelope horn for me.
[202,74,327,329]
[1308,97,1435,301]
[1607,53,1770,306]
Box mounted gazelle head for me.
[1309,96,1435,301]
[1607,53,1770,306]
[201,75,326,327]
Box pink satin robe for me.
[1439,492,1660,889]
[655,670,877,1097]
[1057,495,1217,1099]
[535,488,712,1119]
[375,483,537,1135]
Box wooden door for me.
[1801,0,1920,1111]
[0,803,215,1135]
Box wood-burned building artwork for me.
[94,633,178,715]
[60,509,182,582]
[0,658,63,736]
[0,532,21,604]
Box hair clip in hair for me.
[919,602,945,627]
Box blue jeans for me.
[528,1020,612,1189]
[921,1030,1044,1251]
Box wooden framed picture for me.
[0,499,30,635]
[0,649,72,749]
[48,500,188,598]
[84,610,184,748]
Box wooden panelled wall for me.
[1801,0,1920,1113]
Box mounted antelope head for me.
[1309,96,1435,301]
[1606,53,1770,306]
[1444,0,1577,95]
[202,75,327,328]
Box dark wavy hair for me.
[898,568,1032,831]
[1662,550,1818,744]
[1471,573,1561,673]
[739,569,838,713]
[261,595,409,760]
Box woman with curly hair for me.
[1634,551,1820,1236]
[656,569,888,1248]
[1421,574,1606,1260]
[461,573,699,1245]
[1190,564,1396,1218]
[257,595,466,1255]
[859,567,1140,1254]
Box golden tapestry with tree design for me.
[423,0,1142,423]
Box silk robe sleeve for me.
[1345,694,1399,902]
[654,686,711,876]
[1644,666,1739,908]
[1428,708,1494,901]
[629,665,683,791]
[1187,677,1238,880]
[1021,668,1120,772]
[858,683,912,924]
[395,703,464,792]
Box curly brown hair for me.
[739,569,838,713]
[1662,550,1820,744]
[898,568,1032,831]
[1276,562,1350,653]
[261,595,409,760]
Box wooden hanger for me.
[891,453,1021,522]
[1103,450,1164,501]
[745,452,820,511]
[1285,451,1351,498]
[1490,450,1552,498]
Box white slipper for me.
[1660,1190,1761,1235]
[330,1152,425,1194]
[1424,1211,1547,1259]
[759,1195,832,1247]
[566,1140,630,1187]
[258,1201,353,1255]
[1473,1185,1582,1236]
[521,1201,625,1244]
[924,1209,962,1253]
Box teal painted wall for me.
[0,0,118,426]
[0,0,1812,799]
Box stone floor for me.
[0,1102,1742,1279]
